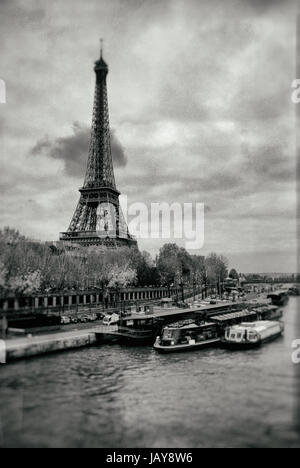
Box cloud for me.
[243,0,292,13]
[116,117,295,202]
[110,129,128,167]
[240,144,296,183]
[30,122,127,178]
[0,115,5,135]
[0,0,297,272]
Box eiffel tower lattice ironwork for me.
[60,43,137,249]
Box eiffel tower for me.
[60,42,137,249]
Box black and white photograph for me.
[0,0,299,451]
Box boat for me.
[221,320,284,350]
[208,308,258,327]
[288,286,300,296]
[117,315,160,344]
[153,321,220,353]
[252,305,283,321]
[267,291,289,306]
[114,301,241,345]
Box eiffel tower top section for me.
[83,42,116,190]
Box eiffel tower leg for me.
[68,197,85,232]
[80,204,95,231]
[115,202,120,238]
[88,207,98,231]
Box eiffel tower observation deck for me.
[60,43,137,249]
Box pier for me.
[2,325,118,363]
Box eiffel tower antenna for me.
[60,43,137,249]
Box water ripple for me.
[0,298,299,447]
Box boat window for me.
[248,332,257,340]
[237,333,242,339]
[163,329,176,340]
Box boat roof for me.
[252,305,278,312]
[268,290,289,296]
[210,310,256,322]
[122,301,245,321]
[165,321,215,330]
[228,321,280,332]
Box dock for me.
[2,325,118,363]
[122,301,246,321]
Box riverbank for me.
[0,296,279,363]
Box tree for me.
[218,255,229,282]
[190,255,205,282]
[9,270,42,295]
[135,251,160,286]
[157,244,181,286]
[205,253,228,283]
[0,261,7,294]
[106,263,137,306]
[0,227,232,299]
[107,264,137,289]
[229,268,239,281]
[205,253,229,295]
[177,248,193,283]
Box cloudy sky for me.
[0,0,298,272]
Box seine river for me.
[0,298,299,448]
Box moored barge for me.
[153,321,220,353]
[267,291,289,307]
[221,320,284,350]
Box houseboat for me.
[252,305,283,321]
[267,291,289,307]
[288,286,300,296]
[117,314,160,344]
[153,321,220,353]
[221,320,284,350]
[116,304,197,344]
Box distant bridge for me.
[242,279,298,285]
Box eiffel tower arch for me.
[60,44,137,249]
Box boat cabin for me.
[160,321,218,347]
[267,291,289,306]
[225,324,258,344]
[252,305,282,321]
[209,309,257,328]
[118,315,158,343]
[223,321,284,347]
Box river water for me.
[0,298,299,448]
